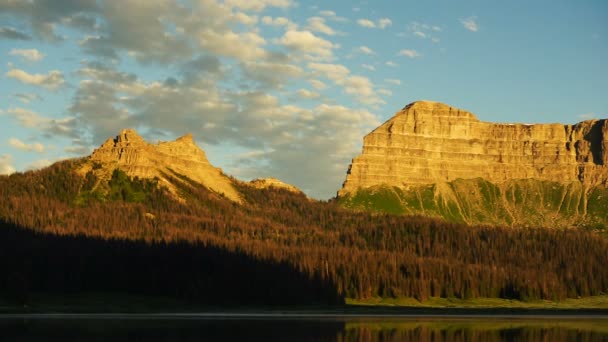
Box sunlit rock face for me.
[248,177,303,194]
[340,101,608,195]
[339,101,608,227]
[85,129,242,202]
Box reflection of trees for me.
[340,321,608,341]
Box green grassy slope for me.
[339,179,608,230]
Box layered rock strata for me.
[340,101,608,196]
[83,129,241,202]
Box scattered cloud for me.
[297,88,320,99]
[279,30,337,60]
[14,93,43,104]
[357,19,376,28]
[0,154,15,175]
[308,63,382,105]
[398,49,421,58]
[5,108,77,138]
[378,88,392,96]
[358,46,375,55]
[223,0,292,11]
[8,138,45,153]
[385,60,398,67]
[0,27,32,40]
[9,48,45,61]
[309,79,327,90]
[306,16,337,36]
[357,18,391,29]
[402,21,442,43]
[319,10,347,22]
[6,67,65,90]
[460,16,479,32]
[308,62,350,81]
[261,16,297,30]
[384,78,401,85]
[378,18,392,29]
[361,64,375,71]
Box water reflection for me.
[1,317,607,341]
[339,319,608,341]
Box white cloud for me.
[223,0,292,11]
[306,16,336,35]
[378,18,392,29]
[357,19,376,28]
[358,46,375,55]
[14,93,43,104]
[309,79,327,90]
[297,88,320,99]
[460,16,479,32]
[357,18,391,29]
[361,64,375,71]
[261,16,297,30]
[385,78,401,85]
[308,62,350,81]
[405,21,442,42]
[8,138,45,153]
[9,48,45,61]
[5,107,77,138]
[378,88,392,96]
[319,10,347,22]
[0,154,15,175]
[6,67,65,90]
[198,30,267,61]
[308,63,381,105]
[385,60,398,67]
[279,30,337,60]
[398,49,421,58]
[232,12,258,25]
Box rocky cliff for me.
[339,101,608,227]
[80,129,241,202]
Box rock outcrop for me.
[248,178,303,194]
[82,129,241,202]
[339,101,608,227]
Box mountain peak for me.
[117,128,145,144]
[398,100,479,121]
[84,129,241,202]
[248,177,302,194]
[175,133,194,144]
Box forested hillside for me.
[1,159,607,305]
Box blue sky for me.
[0,0,606,198]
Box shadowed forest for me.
[1,159,607,305]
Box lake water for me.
[1,314,607,341]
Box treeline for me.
[0,220,342,306]
[1,160,607,304]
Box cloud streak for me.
[6,67,65,90]
[9,48,45,61]
[460,16,479,32]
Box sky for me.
[0,0,606,199]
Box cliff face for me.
[339,101,608,227]
[82,129,241,202]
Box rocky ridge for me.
[81,129,241,202]
[248,178,303,194]
[339,101,608,227]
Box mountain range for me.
[1,101,607,307]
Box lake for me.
[1,314,607,341]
